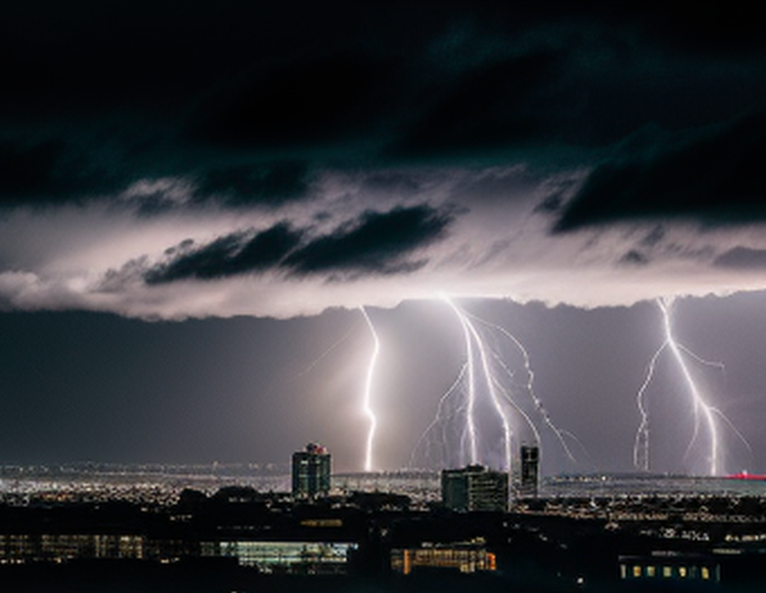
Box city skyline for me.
[1,4,766,476]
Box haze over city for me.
[2,3,766,477]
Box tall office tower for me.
[520,445,540,497]
[441,465,509,512]
[292,443,331,498]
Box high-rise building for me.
[520,445,539,497]
[441,465,509,512]
[292,443,331,498]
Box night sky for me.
[2,3,766,476]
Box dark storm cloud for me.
[145,204,453,284]
[2,2,766,317]
[553,111,766,231]
[621,4,766,55]
[0,141,311,214]
[194,161,312,207]
[620,250,649,266]
[2,2,766,215]
[641,226,666,247]
[186,51,401,150]
[390,49,563,158]
[145,223,303,284]
[482,3,766,56]
[103,160,314,216]
[714,247,766,270]
[0,139,121,205]
[283,205,453,276]
[0,140,66,202]
[0,4,334,117]
[360,171,423,195]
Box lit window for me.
[663,566,672,578]
[646,565,656,578]
[701,567,710,580]
[633,565,642,578]
[678,566,687,578]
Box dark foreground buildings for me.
[2,484,766,592]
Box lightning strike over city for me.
[5,5,766,590]
[633,298,752,476]
[360,306,380,473]
[469,314,578,466]
[633,341,666,472]
[409,297,580,474]
[443,295,480,466]
[461,304,514,471]
[407,363,469,470]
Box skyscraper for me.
[292,443,331,498]
[520,445,539,497]
[441,465,509,512]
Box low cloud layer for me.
[0,164,764,319]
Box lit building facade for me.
[391,539,496,575]
[0,534,146,564]
[292,443,331,498]
[441,465,509,512]
[619,554,720,584]
[205,541,357,574]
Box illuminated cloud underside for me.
[0,167,766,320]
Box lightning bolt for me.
[443,296,479,465]
[444,297,542,472]
[360,306,380,472]
[411,296,581,475]
[660,297,722,475]
[634,297,751,476]
[469,313,577,465]
[407,363,468,469]
[294,325,356,379]
[464,310,514,470]
[633,342,666,472]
